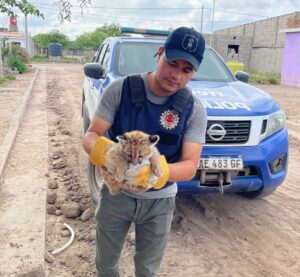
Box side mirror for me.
[84,63,104,79]
[235,71,249,83]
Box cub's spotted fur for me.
[100,131,162,195]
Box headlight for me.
[265,109,286,138]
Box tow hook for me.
[219,172,232,194]
[218,173,224,194]
[199,170,233,194]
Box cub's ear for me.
[116,135,127,145]
[149,135,160,146]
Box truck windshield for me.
[116,42,234,83]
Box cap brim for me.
[165,49,200,71]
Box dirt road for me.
[0,65,299,276]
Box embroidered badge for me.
[160,110,179,130]
[182,34,198,53]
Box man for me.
[83,27,207,277]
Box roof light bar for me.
[120,27,170,37]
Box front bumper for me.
[178,128,289,194]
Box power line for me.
[30,2,267,18]
[31,4,262,25]
[213,8,266,18]
[31,4,204,24]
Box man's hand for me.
[90,136,114,167]
[125,156,170,190]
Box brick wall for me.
[250,48,283,74]
[287,13,300,28]
[213,12,299,73]
[210,34,252,70]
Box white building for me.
[0,30,33,56]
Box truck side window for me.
[97,44,108,64]
[92,50,99,62]
[102,45,111,70]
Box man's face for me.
[154,51,195,95]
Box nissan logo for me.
[207,124,226,141]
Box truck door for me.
[86,43,110,117]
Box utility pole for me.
[210,0,216,47]
[200,5,204,33]
[0,39,3,78]
[25,13,29,55]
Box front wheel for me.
[82,102,90,134]
[87,161,104,203]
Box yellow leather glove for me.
[125,155,170,190]
[90,136,114,166]
[152,155,170,189]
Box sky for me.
[0,0,300,40]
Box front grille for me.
[205,120,251,144]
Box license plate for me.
[199,155,243,170]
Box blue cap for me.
[164,27,205,71]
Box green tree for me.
[74,33,93,50]
[32,34,50,49]
[0,0,92,23]
[33,30,70,49]
[99,24,121,36]
[33,24,121,52]
[74,24,122,51]
[67,40,80,51]
[0,0,43,18]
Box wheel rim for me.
[95,166,104,187]
[92,165,104,200]
[88,160,105,202]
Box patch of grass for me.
[31,55,49,63]
[5,74,16,80]
[82,56,93,64]
[0,74,17,87]
[31,55,90,64]
[249,72,281,85]
[61,56,82,63]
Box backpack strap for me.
[172,88,192,112]
[126,74,146,129]
[128,74,146,107]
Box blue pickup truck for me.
[82,28,288,202]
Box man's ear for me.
[157,47,164,59]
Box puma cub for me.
[100,131,162,195]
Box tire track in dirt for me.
[45,66,97,276]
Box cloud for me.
[0,0,299,40]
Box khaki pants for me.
[95,185,176,277]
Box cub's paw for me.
[115,170,125,182]
[152,164,163,177]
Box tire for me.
[82,97,102,202]
[237,186,277,199]
[87,160,104,203]
[82,102,90,134]
[81,91,85,117]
